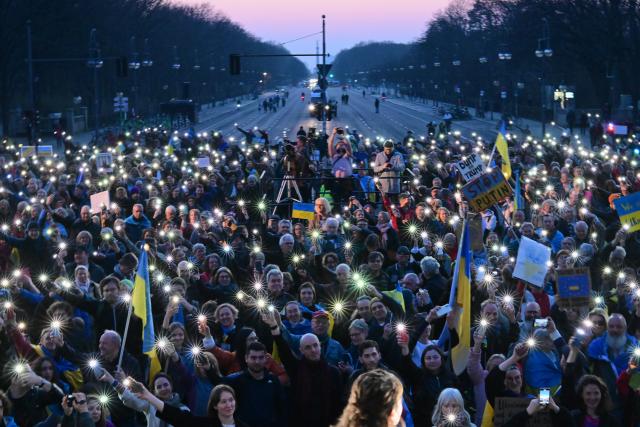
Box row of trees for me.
[332,0,640,120]
[1,0,308,135]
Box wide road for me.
[193,87,515,144]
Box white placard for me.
[513,236,551,288]
[455,153,484,182]
[197,157,210,168]
[90,191,111,214]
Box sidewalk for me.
[10,94,262,150]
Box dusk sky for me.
[172,0,451,69]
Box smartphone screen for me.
[436,304,453,318]
[539,388,550,405]
[534,318,548,328]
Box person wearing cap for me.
[373,140,405,195]
[385,246,421,285]
[0,221,51,274]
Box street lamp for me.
[193,49,201,70]
[87,28,103,137]
[535,18,553,137]
[497,45,512,115]
[172,46,181,70]
[142,39,153,67]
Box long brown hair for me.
[334,370,405,427]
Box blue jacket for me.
[124,214,151,243]
[587,333,638,376]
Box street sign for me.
[113,95,129,112]
[317,64,332,76]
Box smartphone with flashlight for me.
[93,366,106,379]
[539,388,550,406]
[436,304,453,318]
[534,318,548,328]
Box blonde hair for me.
[333,370,404,427]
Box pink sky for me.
[172,0,450,69]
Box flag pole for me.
[117,297,134,370]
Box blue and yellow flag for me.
[131,249,161,383]
[292,202,315,221]
[495,123,512,180]
[513,170,524,212]
[449,221,471,375]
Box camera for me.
[66,394,75,407]
[336,128,344,135]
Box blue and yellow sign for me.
[614,192,640,233]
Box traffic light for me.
[229,54,241,75]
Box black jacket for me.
[157,403,250,427]
[223,369,288,427]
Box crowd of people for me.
[0,108,638,427]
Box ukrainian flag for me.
[513,170,524,212]
[495,123,512,180]
[449,221,471,375]
[292,202,315,221]
[131,248,161,383]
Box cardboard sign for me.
[555,268,591,310]
[456,153,484,182]
[614,192,640,233]
[197,157,211,168]
[513,237,551,288]
[493,397,552,427]
[556,268,591,298]
[90,191,111,214]
[96,153,113,171]
[462,169,512,212]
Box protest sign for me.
[462,168,512,212]
[455,153,484,182]
[90,191,111,214]
[96,153,113,171]
[555,268,591,309]
[19,146,54,158]
[493,397,551,427]
[197,157,211,168]
[513,236,551,287]
[614,192,640,233]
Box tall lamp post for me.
[87,29,103,138]
[141,38,153,115]
[171,46,181,99]
[433,48,441,107]
[478,55,488,118]
[497,45,512,116]
[128,36,141,117]
[535,17,553,137]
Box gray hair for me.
[266,269,283,283]
[420,256,440,276]
[193,243,206,252]
[279,233,294,246]
[611,246,626,259]
[431,388,472,426]
[101,330,122,347]
[336,263,351,274]
[325,217,339,229]
[349,319,369,332]
[579,243,595,258]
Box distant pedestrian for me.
[375,98,380,113]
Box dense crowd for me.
[0,113,638,427]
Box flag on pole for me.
[131,248,161,383]
[495,123,512,180]
[292,202,315,221]
[513,170,524,212]
[449,221,472,375]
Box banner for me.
[455,153,484,182]
[462,169,512,212]
[614,192,640,233]
[90,191,111,214]
[197,157,211,168]
[513,237,551,288]
[96,153,113,171]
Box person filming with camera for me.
[328,127,353,205]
